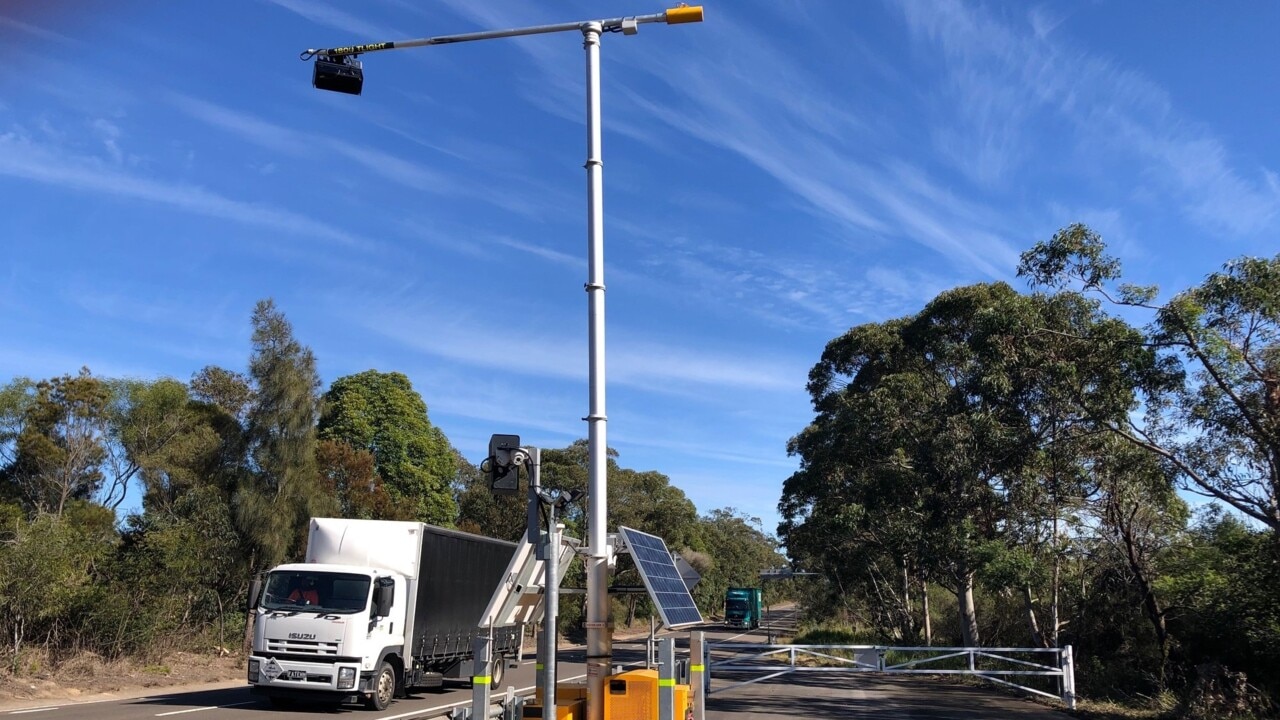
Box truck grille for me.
[265,638,341,657]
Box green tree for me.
[1089,436,1187,682]
[0,500,117,666]
[693,508,784,618]
[316,438,409,520]
[105,378,208,513]
[319,371,457,525]
[190,365,253,421]
[183,367,253,505]
[0,379,35,508]
[113,485,248,656]
[235,299,334,570]
[455,448,527,540]
[783,283,1150,647]
[1020,225,1280,531]
[1159,508,1280,702]
[7,369,112,517]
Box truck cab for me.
[248,563,405,709]
[724,587,762,630]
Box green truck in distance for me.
[724,587,763,629]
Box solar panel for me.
[618,526,704,628]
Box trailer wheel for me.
[490,656,505,689]
[366,661,396,711]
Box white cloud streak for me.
[613,14,1020,280]
[168,93,551,212]
[350,302,801,394]
[900,1,1280,236]
[264,0,400,42]
[0,131,359,247]
[0,14,75,44]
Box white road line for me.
[5,692,165,715]
[154,701,255,716]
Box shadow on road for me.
[707,673,1070,719]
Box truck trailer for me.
[724,587,762,629]
[247,518,522,710]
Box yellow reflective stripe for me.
[691,664,705,672]
[535,664,544,670]
[473,676,491,683]
[658,678,676,687]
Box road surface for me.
[1,607,1068,719]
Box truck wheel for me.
[489,656,505,689]
[365,662,396,711]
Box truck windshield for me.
[261,571,372,614]
[726,600,746,614]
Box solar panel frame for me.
[618,526,704,628]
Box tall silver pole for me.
[528,448,542,545]
[581,20,610,720]
[524,449,555,718]
[541,513,560,720]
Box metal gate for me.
[706,642,1076,709]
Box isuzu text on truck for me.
[247,518,521,709]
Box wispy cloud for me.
[608,216,966,331]
[170,93,452,192]
[347,299,800,393]
[326,137,453,193]
[169,95,309,155]
[0,130,359,247]
[169,93,551,211]
[605,10,1020,281]
[494,236,579,269]
[264,0,400,42]
[0,14,76,44]
[90,118,124,164]
[900,1,1280,236]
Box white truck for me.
[247,518,522,710]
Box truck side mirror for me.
[247,577,263,612]
[372,583,394,617]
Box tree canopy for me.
[319,370,458,525]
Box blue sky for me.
[2,2,1279,539]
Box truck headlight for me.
[337,667,357,690]
[248,659,260,683]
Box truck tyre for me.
[489,656,505,689]
[366,661,396,711]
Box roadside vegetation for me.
[781,226,1279,718]
[0,300,783,685]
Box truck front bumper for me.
[248,655,365,698]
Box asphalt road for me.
[705,672,1069,720]
[0,638,660,720]
[2,608,1070,720]
[704,606,1069,719]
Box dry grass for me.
[0,649,243,708]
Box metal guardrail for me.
[706,642,1077,709]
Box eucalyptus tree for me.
[1020,224,1280,531]
[693,508,786,618]
[5,369,111,517]
[782,282,1151,646]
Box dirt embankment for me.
[0,650,245,710]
